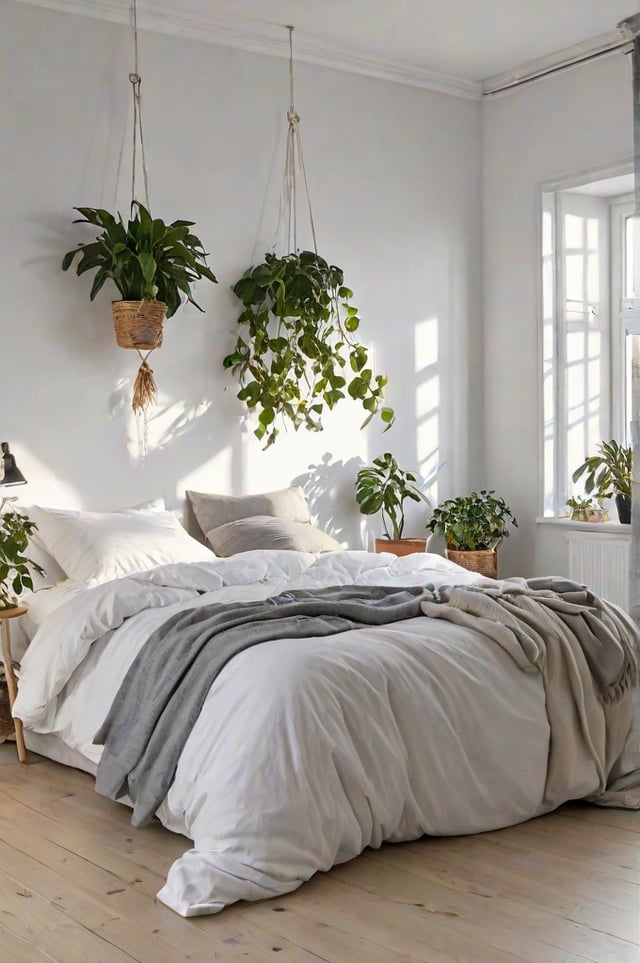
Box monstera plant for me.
[223,251,394,448]
[355,452,430,555]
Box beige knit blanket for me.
[420,577,640,812]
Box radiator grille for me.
[566,532,631,611]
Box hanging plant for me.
[62,202,217,333]
[223,27,393,449]
[224,251,393,448]
[60,0,217,427]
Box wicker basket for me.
[0,672,14,744]
[446,548,498,579]
[112,300,166,350]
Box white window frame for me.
[612,197,640,443]
[538,163,634,519]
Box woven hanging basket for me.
[446,548,498,579]
[112,300,166,350]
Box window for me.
[541,172,635,516]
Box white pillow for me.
[26,533,68,590]
[26,506,214,586]
[15,499,167,590]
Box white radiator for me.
[566,530,631,611]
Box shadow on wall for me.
[292,453,365,549]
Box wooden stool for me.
[0,606,28,763]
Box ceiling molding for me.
[11,0,483,100]
[482,29,626,94]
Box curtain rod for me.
[483,35,631,97]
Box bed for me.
[8,493,640,918]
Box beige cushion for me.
[206,516,342,557]
[186,487,310,541]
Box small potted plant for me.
[565,495,608,523]
[62,201,217,347]
[425,489,517,578]
[0,504,45,611]
[572,440,632,524]
[224,251,394,449]
[355,452,430,556]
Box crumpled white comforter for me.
[13,550,640,916]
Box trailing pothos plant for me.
[223,250,394,448]
[0,509,45,610]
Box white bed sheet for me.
[13,550,639,917]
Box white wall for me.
[1,0,483,545]
[482,53,633,577]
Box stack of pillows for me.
[186,486,342,556]
[21,487,341,590]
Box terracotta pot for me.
[374,537,426,557]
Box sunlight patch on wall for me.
[121,394,213,460]
[414,318,438,372]
[414,317,440,503]
[8,448,79,510]
[177,447,233,498]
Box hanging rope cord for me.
[128,0,156,436]
[130,0,150,212]
[275,27,318,255]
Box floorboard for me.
[0,744,638,963]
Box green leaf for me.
[225,250,391,449]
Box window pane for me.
[626,216,640,298]
[565,254,584,304]
[587,253,599,303]
[565,214,584,248]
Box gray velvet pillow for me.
[186,487,310,542]
[205,516,342,556]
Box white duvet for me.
[13,550,638,916]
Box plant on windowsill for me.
[0,505,44,611]
[355,452,430,556]
[565,495,608,523]
[571,440,632,525]
[425,489,518,579]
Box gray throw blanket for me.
[94,585,427,827]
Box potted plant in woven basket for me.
[62,202,217,411]
[355,452,430,556]
[425,489,517,578]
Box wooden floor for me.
[0,744,638,963]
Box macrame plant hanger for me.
[126,0,157,454]
[276,26,318,256]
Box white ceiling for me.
[13,0,640,96]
